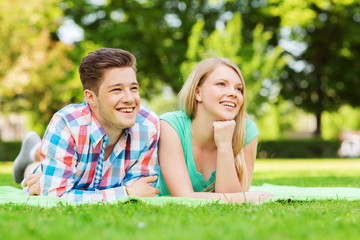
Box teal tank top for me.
[156,111,259,196]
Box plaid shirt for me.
[37,103,159,202]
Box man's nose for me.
[122,89,135,103]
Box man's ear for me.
[195,87,202,102]
[84,89,97,108]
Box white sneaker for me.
[12,132,41,183]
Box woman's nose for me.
[227,87,237,97]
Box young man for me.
[13,48,160,202]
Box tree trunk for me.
[314,111,322,137]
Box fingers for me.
[127,178,160,197]
[139,175,158,183]
[213,120,235,148]
[213,120,236,135]
[26,174,41,188]
[22,173,41,187]
[23,173,41,196]
[28,183,40,196]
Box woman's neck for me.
[191,112,217,150]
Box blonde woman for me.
[156,58,273,203]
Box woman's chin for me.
[216,116,236,121]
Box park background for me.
[0,0,359,159]
[0,1,360,240]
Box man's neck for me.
[105,129,124,146]
[89,105,125,146]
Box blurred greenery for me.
[0,141,21,163]
[0,0,84,135]
[270,0,360,136]
[322,105,360,140]
[257,139,341,158]
[0,0,359,139]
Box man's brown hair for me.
[79,48,136,95]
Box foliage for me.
[256,103,281,140]
[0,0,291,135]
[258,139,341,158]
[143,94,178,117]
[180,13,288,116]
[62,0,218,96]
[0,0,62,77]
[0,141,21,162]
[257,102,360,140]
[62,1,285,96]
[0,0,84,135]
[322,105,360,140]
[267,0,360,135]
[2,0,359,138]
[257,100,317,140]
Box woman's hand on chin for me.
[213,120,235,150]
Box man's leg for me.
[13,132,41,183]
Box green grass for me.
[1,159,360,240]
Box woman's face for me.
[195,64,244,121]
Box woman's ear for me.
[195,87,202,102]
[84,89,97,108]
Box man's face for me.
[93,67,140,134]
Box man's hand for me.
[213,120,236,150]
[127,176,160,197]
[22,173,41,196]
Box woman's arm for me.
[214,119,258,193]
[215,137,258,192]
[213,121,243,193]
[158,120,195,196]
[242,136,258,191]
[159,120,271,203]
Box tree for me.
[0,0,83,135]
[62,0,283,96]
[268,0,360,136]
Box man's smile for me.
[117,107,135,113]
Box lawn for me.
[1,159,360,240]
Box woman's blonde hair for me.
[178,58,248,191]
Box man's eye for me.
[111,88,121,92]
[131,87,138,91]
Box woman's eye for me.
[217,82,225,86]
[236,88,243,92]
[131,87,138,91]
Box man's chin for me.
[118,119,137,129]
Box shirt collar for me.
[112,128,132,157]
[90,111,107,148]
[88,106,133,149]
